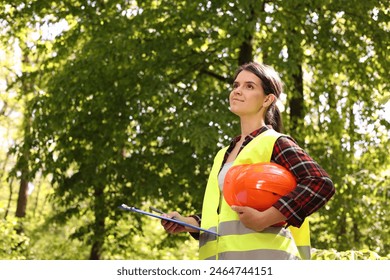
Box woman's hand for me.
[231,206,286,231]
[161,212,200,234]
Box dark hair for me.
[234,62,284,133]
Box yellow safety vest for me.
[199,129,311,260]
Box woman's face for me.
[229,70,267,117]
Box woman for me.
[161,62,335,260]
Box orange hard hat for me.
[223,162,297,212]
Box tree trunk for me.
[90,238,104,260]
[15,178,29,218]
[15,116,32,219]
[238,37,253,66]
[15,50,33,219]
[237,2,259,66]
[289,63,305,143]
[285,23,305,143]
[89,185,106,260]
[5,177,14,219]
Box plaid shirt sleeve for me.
[272,136,335,228]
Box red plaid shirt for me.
[221,126,335,227]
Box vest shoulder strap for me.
[234,129,281,166]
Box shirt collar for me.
[230,125,271,145]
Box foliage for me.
[0,0,389,259]
[0,216,29,259]
[312,248,389,260]
[102,214,198,260]
[310,168,390,256]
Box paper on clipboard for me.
[119,204,219,236]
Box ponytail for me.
[265,104,284,133]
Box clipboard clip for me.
[118,204,135,211]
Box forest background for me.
[0,0,389,260]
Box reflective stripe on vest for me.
[199,129,311,260]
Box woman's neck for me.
[239,116,266,138]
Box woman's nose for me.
[232,86,242,95]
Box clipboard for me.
[119,204,219,236]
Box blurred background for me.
[0,0,389,260]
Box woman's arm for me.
[271,136,335,227]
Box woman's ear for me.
[263,94,276,108]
